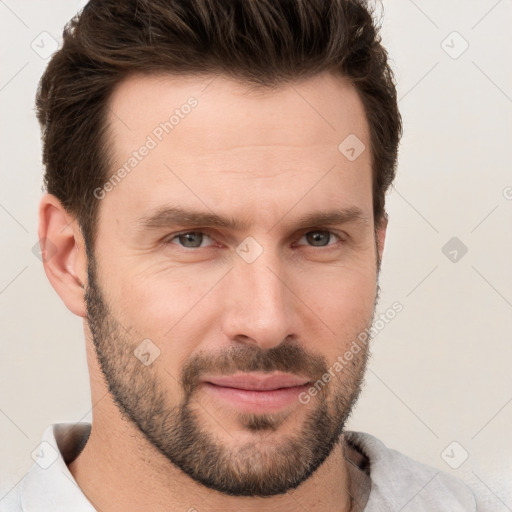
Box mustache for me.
[181,343,329,397]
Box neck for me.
[67,399,354,512]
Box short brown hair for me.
[36,0,402,256]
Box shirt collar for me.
[21,422,95,512]
[19,423,475,512]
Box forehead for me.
[101,72,372,227]
[107,71,369,154]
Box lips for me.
[199,372,311,413]
[203,372,310,391]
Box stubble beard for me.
[85,255,375,496]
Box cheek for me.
[112,270,220,365]
[115,265,205,324]
[302,264,377,340]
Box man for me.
[1,0,479,510]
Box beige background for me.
[1,0,511,509]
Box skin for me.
[39,71,387,512]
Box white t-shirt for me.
[0,422,478,511]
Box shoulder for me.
[345,431,478,512]
[1,422,95,512]
[0,480,22,512]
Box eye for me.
[166,231,215,248]
[296,230,341,247]
[163,229,343,250]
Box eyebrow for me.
[136,205,369,233]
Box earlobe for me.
[37,194,88,318]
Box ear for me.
[37,194,88,318]
[375,213,388,263]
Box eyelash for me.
[163,229,344,250]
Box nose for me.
[220,248,296,350]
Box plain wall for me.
[1,0,511,508]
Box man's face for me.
[85,72,383,496]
